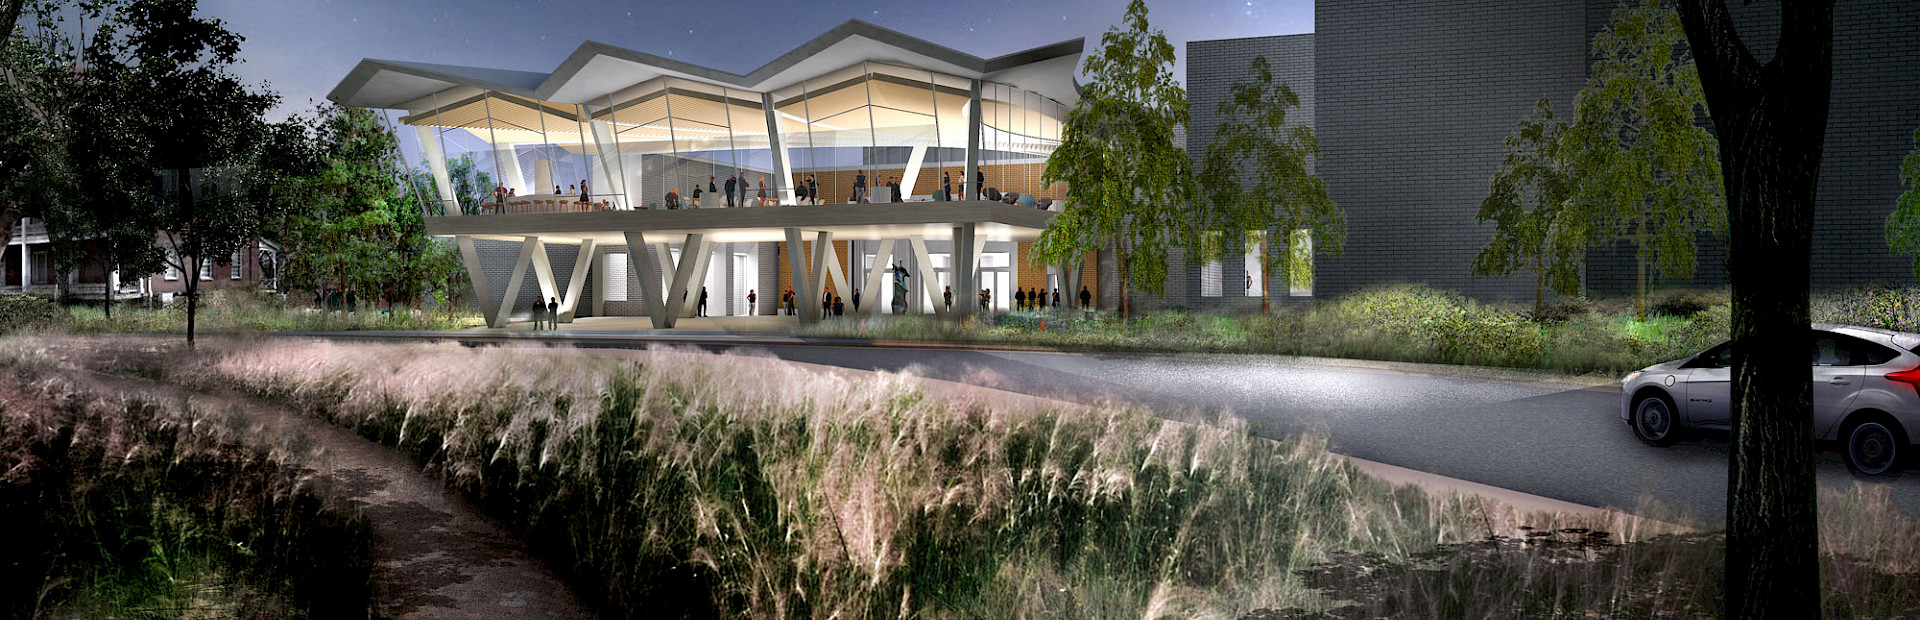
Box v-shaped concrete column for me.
[679,241,715,318]
[465,235,561,329]
[557,239,596,322]
[785,228,817,322]
[906,235,950,319]
[623,231,708,329]
[811,232,851,317]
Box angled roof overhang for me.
[329,19,1083,112]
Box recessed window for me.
[606,253,629,301]
[198,258,212,281]
[164,249,179,281]
[1200,260,1222,297]
[230,251,243,279]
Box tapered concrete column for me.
[667,234,709,322]
[489,236,548,329]
[623,232,666,327]
[952,224,977,316]
[785,228,817,322]
[858,240,896,318]
[587,119,628,207]
[455,236,497,325]
[810,231,852,317]
[907,235,949,318]
[765,92,796,205]
[680,241,715,318]
[416,126,457,216]
[964,80,982,200]
[558,239,596,322]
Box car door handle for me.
[1828,377,1851,385]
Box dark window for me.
[1695,342,1734,368]
[1815,332,1900,367]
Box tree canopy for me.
[1032,0,1194,317]
[1196,54,1342,314]
[1560,0,1725,319]
[1884,126,1920,280]
[1471,98,1580,314]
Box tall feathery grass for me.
[0,340,376,619]
[192,340,1557,619]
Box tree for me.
[277,105,463,313]
[1032,0,1195,318]
[81,0,282,346]
[1672,0,1832,618]
[1197,55,1342,315]
[0,1,62,252]
[1471,98,1581,315]
[1561,0,1725,320]
[1883,127,1920,279]
[442,152,493,216]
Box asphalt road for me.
[306,332,1920,523]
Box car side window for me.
[1825,333,1900,366]
[1696,343,1733,368]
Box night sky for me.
[199,0,1314,117]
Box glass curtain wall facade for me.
[398,66,1069,213]
[403,89,616,213]
[979,81,1066,200]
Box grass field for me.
[0,341,375,619]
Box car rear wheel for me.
[1842,419,1904,477]
[1631,394,1680,447]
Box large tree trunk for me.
[1675,1,1833,618]
[185,257,199,349]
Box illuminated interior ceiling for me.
[331,19,1081,115]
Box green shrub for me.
[1527,296,1593,324]
[1649,289,1723,318]
[0,294,67,334]
[1813,286,1920,332]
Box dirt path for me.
[73,367,595,619]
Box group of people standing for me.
[667,175,768,209]
[652,168,1001,208]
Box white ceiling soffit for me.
[330,19,1083,110]
[328,59,547,109]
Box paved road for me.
[306,332,1920,523]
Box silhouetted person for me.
[691,184,702,209]
[1014,288,1025,310]
[1080,285,1091,309]
[833,296,844,316]
[748,289,757,314]
[943,285,952,311]
[852,288,861,312]
[580,179,590,203]
[942,171,952,201]
[853,171,868,203]
[725,175,738,207]
[807,174,819,205]
[697,287,709,317]
[548,296,560,329]
[1052,288,1061,308]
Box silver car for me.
[1621,324,1919,476]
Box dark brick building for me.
[1182,0,1920,303]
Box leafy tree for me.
[1033,0,1195,318]
[79,0,284,346]
[1883,127,1920,279]
[1471,98,1580,315]
[442,152,493,216]
[1674,0,1833,617]
[1561,0,1725,320]
[1197,55,1342,315]
[278,104,462,313]
[0,1,62,251]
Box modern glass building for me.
[328,20,1093,328]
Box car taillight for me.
[1886,365,1920,395]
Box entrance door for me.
[732,253,752,316]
